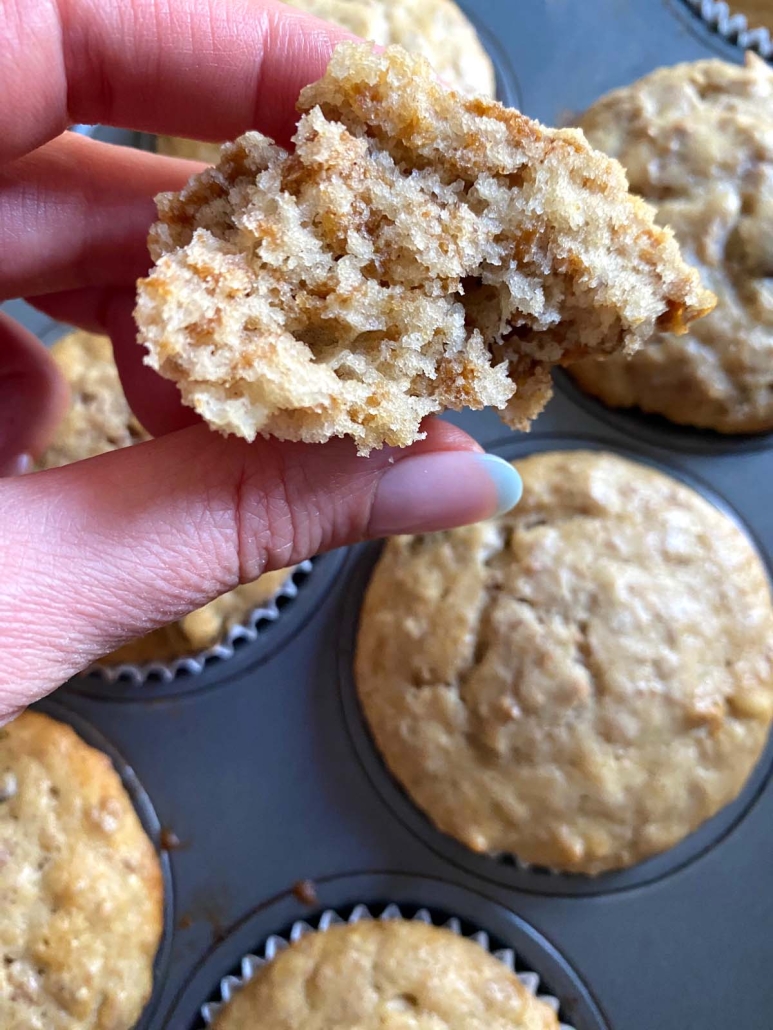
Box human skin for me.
[0,0,521,715]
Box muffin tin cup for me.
[163,873,606,1029]
[339,433,773,896]
[29,696,175,1030]
[84,560,313,688]
[201,902,575,1028]
[680,0,773,56]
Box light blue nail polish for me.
[473,453,523,514]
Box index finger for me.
[2,0,352,164]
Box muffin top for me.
[137,43,711,455]
[571,55,773,433]
[0,711,163,1029]
[355,450,773,873]
[211,919,558,1029]
[35,330,148,470]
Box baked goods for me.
[35,330,149,469]
[570,55,773,433]
[210,919,558,1029]
[156,0,496,164]
[37,329,293,666]
[355,450,773,873]
[106,570,292,664]
[137,43,712,455]
[0,710,163,1029]
[284,0,496,96]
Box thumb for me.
[0,418,521,706]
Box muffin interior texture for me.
[137,43,712,454]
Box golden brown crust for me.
[570,55,773,433]
[136,43,712,454]
[37,330,293,665]
[723,0,773,33]
[355,450,773,873]
[0,711,163,1029]
[212,920,558,1029]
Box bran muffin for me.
[570,55,773,434]
[0,710,163,1029]
[355,450,773,874]
[156,0,496,164]
[210,919,558,1029]
[37,330,293,667]
[137,44,712,455]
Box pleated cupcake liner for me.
[87,560,313,685]
[200,901,575,1029]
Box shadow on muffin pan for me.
[66,552,343,700]
[30,697,175,1030]
[161,872,608,1030]
[337,434,773,898]
[554,370,773,457]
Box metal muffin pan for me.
[8,0,772,1025]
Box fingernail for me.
[0,453,32,477]
[369,451,522,537]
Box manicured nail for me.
[0,453,32,477]
[369,451,522,537]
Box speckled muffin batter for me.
[137,44,711,455]
[211,919,558,1029]
[355,450,773,874]
[571,55,773,434]
[0,711,163,1029]
[156,0,496,163]
[36,330,293,666]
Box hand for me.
[0,0,522,716]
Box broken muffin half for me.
[136,43,714,454]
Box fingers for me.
[2,0,353,165]
[0,313,70,469]
[1,132,202,301]
[0,420,519,703]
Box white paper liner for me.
[86,560,313,685]
[200,902,575,1029]
[684,0,773,58]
